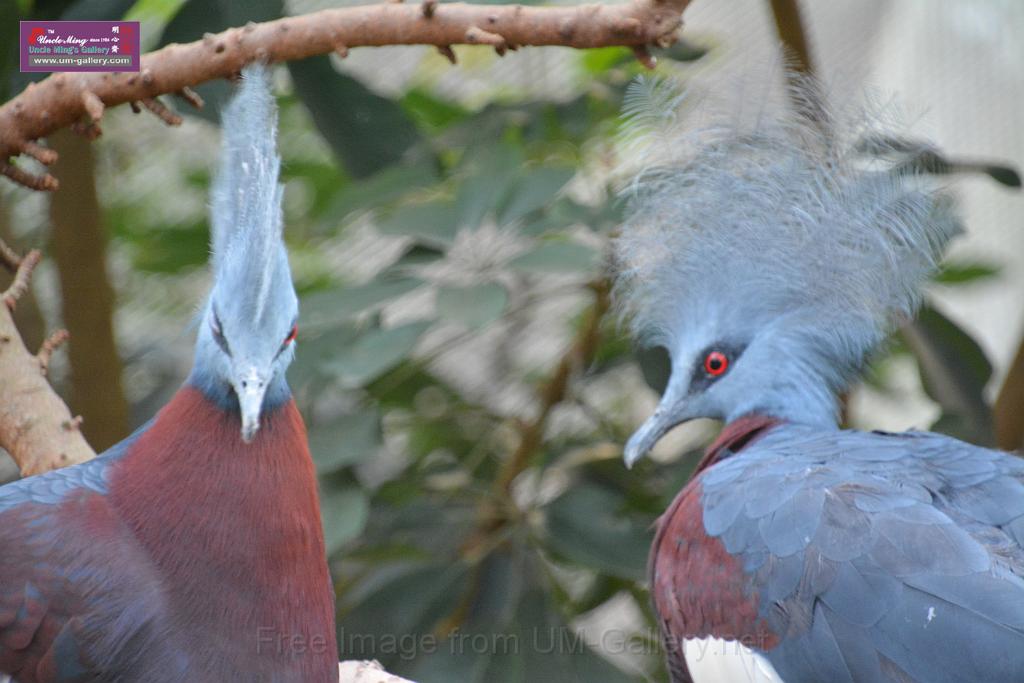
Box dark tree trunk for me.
[48,129,129,451]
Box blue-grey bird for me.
[616,81,1024,683]
[0,65,338,682]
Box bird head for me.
[616,78,961,467]
[193,64,298,443]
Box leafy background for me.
[1,0,1022,681]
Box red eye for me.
[703,351,729,377]
[284,325,297,346]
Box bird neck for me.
[108,387,337,671]
[722,337,843,430]
[696,413,783,474]
[186,364,291,415]
[726,383,838,430]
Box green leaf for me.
[387,244,447,272]
[287,322,361,390]
[455,143,523,230]
[510,241,599,274]
[328,320,433,387]
[981,164,1022,188]
[579,47,633,75]
[901,303,994,445]
[289,55,423,178]
[497,166,575,226]
[319,482,369,556]
[338,564,470,668]
[301,278,423,329]
[131,223,209,272]
[320,158,440,230]
[934,261,1000,285]
[0,0,20,102]
[60,0,137,19]
[401,88,472,132]
[377,201,459,248]
[436,283,508,329]
[309,409,382,474]
[545,485,651,581]
[856,136,1022,188]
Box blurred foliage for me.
[2,1,1018,680]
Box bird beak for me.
[233,369,268,444]
[623,379,690,468]
[624,408,680,468]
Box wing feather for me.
[699,424,1024,682]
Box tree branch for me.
[0,239,96,476]
[460,277,611,561]
[0,0,689,191]
[48,129,131,450]
[995,334,1024,452]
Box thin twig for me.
[176,86,205,110]
[2,249,41,310]
[436,45,457,64]
[0,241,95,475]
[140,97,183,126]
[21,141,58,165]
[0,239,21,272]
[36,329,69,376]
[459,278,612,561]
[0,162,58,191]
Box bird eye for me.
[703,350,729,377]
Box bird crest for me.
[613,76,962,389]
[192,64,299,438]
[209,63,289,325]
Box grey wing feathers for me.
[702,425,1024,682]
[0,455,110,513]
[0,419,148,513]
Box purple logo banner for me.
[20,21,140,73]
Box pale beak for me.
[233,369,268,443]
[623,379,690,468]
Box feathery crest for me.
[613,77,961,379]
[210,64,286,322]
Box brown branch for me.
[49,129,131,452]
[0,0,689,190]
[175,86,204,110]
[460,278,611,561]
[436,45,457,64]
[631,45,657,69]
[2,249,40,310]
[768,0,828,129]
[0,239,20,272]
[496,278,610,494]
[80,90,105,123]
[139,97,183,126]
[36,329,69,376]
[769,0,814,76]
[0,239,96,476]
[21,141,58,166]
[0,162,58,192]
[995,334,1024,452]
